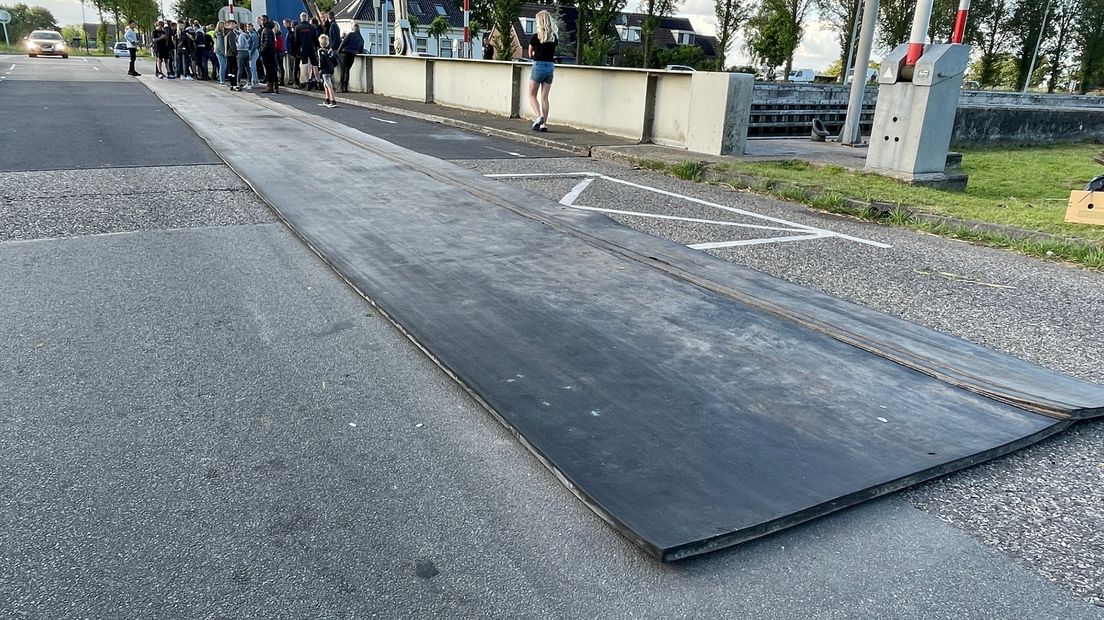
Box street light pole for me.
[1023,0,1052,93]
[841,0,879,145]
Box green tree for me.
[171,0,226,24]
[96,21,110,49]
[491,0,521,59]
[816,0,859,78]
[653,43,705,67]
[574,0,624,65]
[875,0,912,50]
[974,0,1013,87]
[639,0,678,67]
[427,14,450,55]
[714,0,750,70]
[0,3,58,39]
[1078,0,1104,92]
[1007,0,1052,91]
[60,23,85,46]
[573,0,626,65]
[1046,0,1077,92]
[745,0,810,78]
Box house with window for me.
[333,0,483,57]
[608,13,719,64]
[491,3,716,65]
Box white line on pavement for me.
[489,171,891,249]
[559,178,594,206]
[92,66,100,71]
[486,172,598,179]
[689,233,831,250]
[371,116,397,124]
[484,146,527,158]
[566,204,807,233]
[8,64,14,70]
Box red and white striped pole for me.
[905,0,935,66]
[463,0,470,58]
[950,0,970,44]
[228,0,234,20]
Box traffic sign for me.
[0,9,11,24]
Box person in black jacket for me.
[336,27,363,93]
[325,12,340,50]
[283,18,298,86]
[259,18,279,93]
[224,20,240,90]
[318,34,338,107]
[295,13,319,89]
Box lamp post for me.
[1022,0,1052,93]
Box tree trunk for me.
[783,55,793,81]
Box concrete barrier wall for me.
[372,56,430,102]
[749,82,1104,144]
[651,73,693,147]
[532,64,653,140]
[953,106,1104,145]
[348,55,753,155]
[431,59,517,116]
[752,82,1103,109]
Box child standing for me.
[317,35,337,108]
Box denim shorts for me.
[531,61,554,84]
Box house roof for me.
[335,0,468,29]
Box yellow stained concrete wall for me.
[651,72,693,147]
[518,65,651,140]
[372,56,429,102]
[431,59,516,116]
[359,56,751,155]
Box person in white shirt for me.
[124,20,140,77]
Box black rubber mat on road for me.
[151,83,1104,561]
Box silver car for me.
[26,30,69,58]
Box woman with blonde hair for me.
[527,10,558,132]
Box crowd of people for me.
[145,11,364,107]
[132,9,557,128]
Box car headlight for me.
[27,42,37,49]
[58,42,66,49]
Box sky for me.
[27,0,846,70]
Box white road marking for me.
[559,178,594,206]
[8,64,15,71]
[567,204,806,233]
[689,233,831,250]
[92,66,100,71]
[81,57,89,62]
[485,146,527,158]
[488,171,892,250]
[371,116,397,124]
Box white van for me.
[788,68,816,82]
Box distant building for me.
[333,0,483,57]
[81,23,118,45]
[492,3,717,65]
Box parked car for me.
[845,68,878,84]
[788,68,815,82]
[25,30,69,58]
[664,64,695,72]
[112,41,129,58]
[962,80,981,90]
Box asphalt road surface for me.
[2,54,1102,619]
